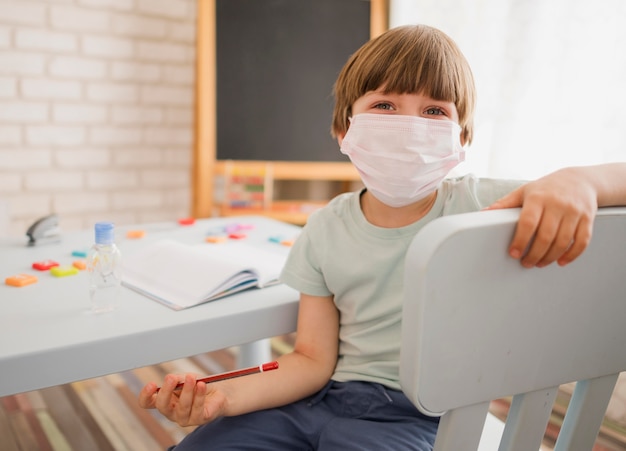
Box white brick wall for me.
[22,79,83,100]
[0,26,10,48]
[0,126,21,145]
[0,0,196,236]
[0,2,47,26]
[0,52,47,75]
[15,29,78,52]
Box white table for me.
[0,216,301,396]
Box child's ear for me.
[337,132,346,147]
[459,130,467,147]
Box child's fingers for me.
[556,216,593,266]
[173,374,200,425]
[485,188,523,211]
[138,382,159,409]
[155,374,184,417]
[507,202,543,262]
[531,216,576,268]
[517,210,593,268]
[189,381,209,422]
[517,209,560,268]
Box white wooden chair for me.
[400,207,626,451]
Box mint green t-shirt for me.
[279,174,523,391]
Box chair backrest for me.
[400,207,626,451]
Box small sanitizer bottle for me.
[87,222,122,313]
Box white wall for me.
[389,0,626,180]
[0,0,196,236]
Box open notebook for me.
[122,239,287,310]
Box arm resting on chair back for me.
[400,207,626,451]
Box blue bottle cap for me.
[94,222,115,245]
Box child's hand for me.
[138,373,228,427]
[486,167,597,268]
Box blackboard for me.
[216,0,371,162]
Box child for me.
[139,25,626,450]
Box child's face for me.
[338,90,464,145]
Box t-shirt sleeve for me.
[442,174,526,214]
[279,218,333,297]
[474,177,526,208]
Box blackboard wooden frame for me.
[192,0,388,217]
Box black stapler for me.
[26,214,61,246]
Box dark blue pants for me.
[170,380,439,450]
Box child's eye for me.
[373,102,394,111]
[425,107,445,116]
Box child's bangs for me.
[379,45,460,104]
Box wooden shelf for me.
[212,160,362,224]
[214,160,360,181]
[220,200,328,225]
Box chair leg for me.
[499,387,558,451]
[555,373,618,451]
[434,402,490,451]
[237,339,273,367]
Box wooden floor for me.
[2,335,625,451]
[0,336,294,451]
[0,352,226,451]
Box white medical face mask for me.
[340,113,465,207]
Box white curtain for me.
[390,0,626,180]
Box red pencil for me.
[156,361,279,392]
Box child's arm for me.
[138,292,339,427]
[487,163,626,268]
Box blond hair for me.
[332,25,476,144]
